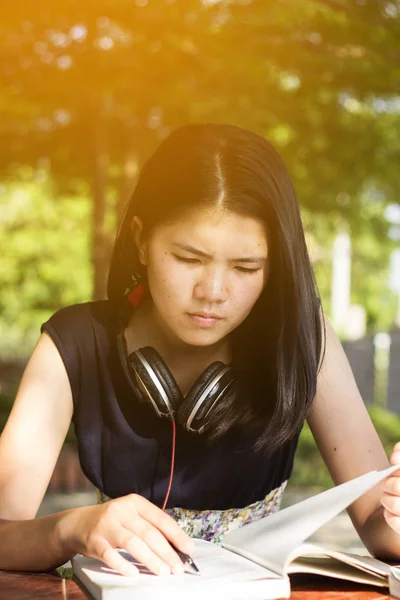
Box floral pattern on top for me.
[96,480,287,545]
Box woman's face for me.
[136,206,269,347]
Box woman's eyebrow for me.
[171,243,267,263]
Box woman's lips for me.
[188,313,223,327]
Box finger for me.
[381,491,400,516]
[120,529,183,576]
[390,442,400,466]
[383,476,400,495]
[126,495,193,554]
[92,538,139,577]
[123,522,186,574]
[390,449,400,469]
[383,508,400,534]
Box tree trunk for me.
[91,117,108,301]
[116,149,140,226]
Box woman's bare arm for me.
[0,332,75,569]
[0,332,73,520]
[308,313,400,559]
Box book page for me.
[290,543,391,577]
[286,542,390,586]
[72,540,290,600]
[288,557,387,587]
[121,540,280,580]
[222,464,399,577]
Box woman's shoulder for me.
[43,299,117,328]
[39,301,120,401]
[40,300,120,348]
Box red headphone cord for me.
[161,419,176,511]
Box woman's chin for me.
[176,328,227,348]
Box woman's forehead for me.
[154,206,269,255]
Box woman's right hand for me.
[57,494,194,577]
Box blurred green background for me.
[1,0,400,489]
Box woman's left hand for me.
[381,442,400,533]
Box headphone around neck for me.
[116,285,236,434]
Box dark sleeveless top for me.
[41,301,299,516]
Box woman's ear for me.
[131,216,147,266]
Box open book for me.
[72,464,399,600]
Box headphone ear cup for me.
[177,362,235,433]
[128,346,183,418]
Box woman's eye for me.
[173,255,200,264]
[235,267,261,274]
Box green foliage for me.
[2,0,400,217]
[1,0,400,306]
[302,201,398,333]
[291,406,400,489]
[350,193,398,331]
[0,173,92,357]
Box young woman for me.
[1,123,400,579]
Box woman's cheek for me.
[153,260,191,295]
[237,274,264,306]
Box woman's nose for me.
[193,268,229,303]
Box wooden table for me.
[0,570,396,599]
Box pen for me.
[169,542,201,576]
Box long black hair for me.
[108,123,325,453]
